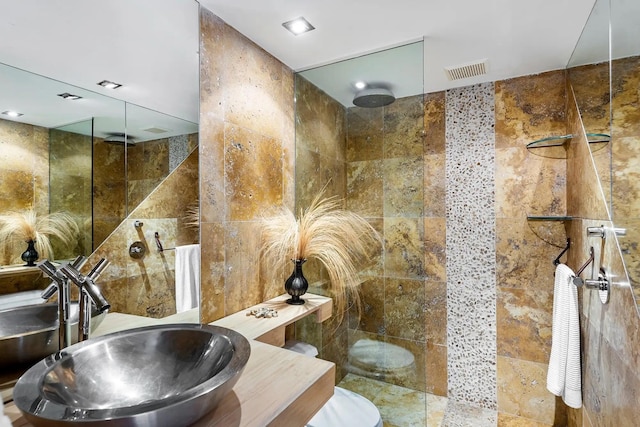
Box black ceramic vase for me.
[285,259,308,305]
[21,239,38,266]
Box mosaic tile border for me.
[445,83,497,409]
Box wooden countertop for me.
[5,293,335,427]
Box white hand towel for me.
[175,244,200,313]
[547,263,582,408]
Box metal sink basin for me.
[0,302,107,369]
[13,324,251,427]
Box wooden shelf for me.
[211,293,332,347]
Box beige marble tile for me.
[567,62,611,137]
[223,220,262,314]
[224,123,282,221]
[424,153,445,217]
[383,156,424,217]
[199,110,225,224]
[496,356,560,425]
[199,221,225,323]
[354,276,385,334]
[222,23,288,141]
[425,342,447,397]
[495,70,567,150]
[347,106,384,162]
[424,217,446,282]
[384,217,425,279]
[295,75,346,162]
[346,160,384,218]
[385,277,426,342]
[199,9,225,121]
[496,286,552,363]
[424,91,445,155]
[384,94,425,159]
[497,412,553,426]
[424,280,446,345]
[495,146,566,219]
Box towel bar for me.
[154,232,175,252]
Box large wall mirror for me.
[0,1,200,324]
[568,0,640,308]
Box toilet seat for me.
[306,387,383,427]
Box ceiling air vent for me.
[444,59,488,81]
[143,126,169,134]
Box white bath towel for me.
[175,244,200,313]
[547,263,582,408]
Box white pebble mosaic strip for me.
[445,83,497,409]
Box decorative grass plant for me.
[260,192,381,322]
[0,209,79,263]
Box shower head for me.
[353,88,395,108]
[103,132,136,146]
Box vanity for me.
[4,293,335,427]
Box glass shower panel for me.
[295,40,430,426]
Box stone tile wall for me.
[85,148,199,317]
[199,7,294,323]
[0,119,49,266]
[565,76,640,427]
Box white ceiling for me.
[200,0,597,101]
[0,0,600,128]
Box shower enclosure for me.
[293,40,446,425]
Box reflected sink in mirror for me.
[13,324,251,427]
[0,302,107,370]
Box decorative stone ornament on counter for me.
[247,307,279,318]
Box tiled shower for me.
[198,5,640,426]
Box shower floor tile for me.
[337,373,448,426]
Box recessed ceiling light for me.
[58,92,83,100]
[97,80,122,89]
[2,110,23,118]
[354,81,366,90]
[282,17,315,36]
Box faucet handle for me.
[87,258,109,281]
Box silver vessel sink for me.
[13,324,251,427]
[0,302,107,369]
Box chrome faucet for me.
[59,259,111,342]
[39,256,87,349]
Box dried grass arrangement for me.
[260,192,381,322]
[0,209,79,263]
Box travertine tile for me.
[383,156,424,217]
[224,123,282,221]
[384,94,425,159]
[424,91,446,155]
[346,160,384,218]
[347,106,384,162]
[496,286,553,363]
[385,278,426,342]
[384,217,425,279]
[495,71,566,150]
[496,356,561,425]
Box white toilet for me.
[346,338,416,382]
[283,341,383,427]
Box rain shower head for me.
[104,132,136,146]
[353,88,395,108]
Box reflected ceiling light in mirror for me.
[354,81,366,90]
[97,80,122,90]
[2,110,23,117]
[282,17,315,35]
[57,92,82,100]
